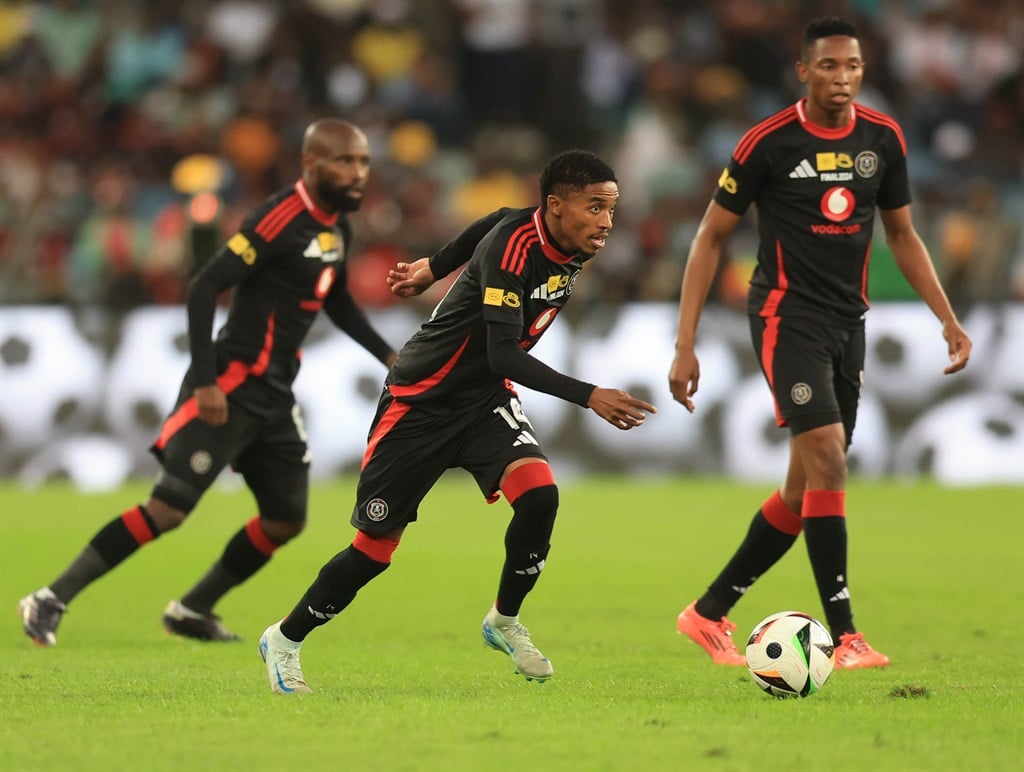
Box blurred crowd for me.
[1,0,1021,314]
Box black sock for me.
[279,546,389,642]
[697,511,799,621]
[180,522,274,614]
[803,516,853,639]
[50,505,160,603]
[496,485,557,617]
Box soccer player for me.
[257,149,656,693]
[18,119,397,645]
[668,17,971,669]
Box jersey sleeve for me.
[876,129,912,211]
[428,208,513,279]
[712,145,768,215]
[186,208,279,385]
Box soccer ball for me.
[745,611,835,698]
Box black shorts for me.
[149,378,309,518]
[351,387,548,534]
[749,315,864,444]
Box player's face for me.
[797,35,864,123]
[547,181,619,257]
[309,133,371,213]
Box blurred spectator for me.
[0,0,1020,309]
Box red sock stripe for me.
[352,531,400,563]
[501,461,555,504]
[803,489,846,518]
[761,491,803,535]
[121,506,155,546]
[245,517,278,556]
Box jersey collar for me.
[532,208,575,264]
[795,97,857,140]
[294,180,339,226]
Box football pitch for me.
[1,477,1021,771]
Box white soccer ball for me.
[745,611,835,698]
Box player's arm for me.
[322,283,397,367]
[486,319,655,430]
[668,200,743,412]
[184,241,257,425]
[879,205,971,374]
[388,208,512,298]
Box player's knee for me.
[259,518,306,545]
[352,529,402,564]
[143,498,187,532]
[506,483,559,553]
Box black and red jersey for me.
[186,180,392,400]
[387,207,595,407]
[714,98,911,325]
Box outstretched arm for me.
[486,320,656,430]
[668,201,742,412]
[880,206,971,374]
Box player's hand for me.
[587,387,657,430]
[387,257,435,298]
[194,384,228,426]
[942,320,972,375]
[668,348,700,413]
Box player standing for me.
[18,120,397,645]
[669,17,971,668]
[257,149,656,693]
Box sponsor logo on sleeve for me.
[484,288,520,307]
[227,233,257,265]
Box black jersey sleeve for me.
[185,244,253,386]
[876,131,912,210]
[486,317,595,406]
[428,208,514,279]
[323,280,395,365]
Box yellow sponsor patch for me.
[227,233,257,265]
[317,232,340,252]
[484,287,505,306]
[547,275,568,292]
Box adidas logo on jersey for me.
[789,159,817,178]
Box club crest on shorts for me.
[791,383,812,405]
[190,451,213,474]
[366,498,389,521]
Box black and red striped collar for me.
[294,179,339,226]
[795,97,858,141]
[531,208,576,264]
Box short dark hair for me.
[540,149,616,204]
[802,16,858,62]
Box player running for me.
[258,149,656,693]
[18,120,396,646]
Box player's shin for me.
[495,484,558,616]
[50,505,161,603]
[279,533,398,642]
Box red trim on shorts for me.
[501,461,555,504]
[803,489,846,518]
[152,316,275,451]
[352,530,401,563]
[245,517,278,556]
[122,506,155,546]
[759,316,784,426]
[361,399,411,471]
[761,490,802,535]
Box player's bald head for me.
[302,119,366,156]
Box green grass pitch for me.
[1,477,1022,771]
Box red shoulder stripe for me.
[255,194,304,242]
[855,104,907,155]
[734,106,799,164]
[501,223,534,273]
